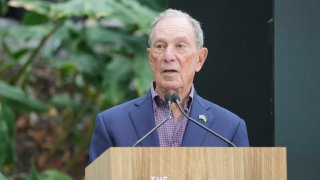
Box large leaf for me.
[0,172,8,180]
[26,165,72,180]
[41,24,69,59]
[137,0,169,11]
[22,11,48,25]
[8,25,48,40]
[68,53,101,80]
[27,163,40,180]
[8,0,157,34]
[101,55,134,105]
[0,0,8,15]
[109,0,157,34]
[0,81,48,113]
[50,93,75,109]
[9,0,51,17]
[86,26,147,54]
[52,0,110,19]
[8,0,110,19]
[0,106,15,169]
[39,169,72,180]
[133,48,153,96]
[51,0,87,18]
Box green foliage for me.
[26,164,72,180]
[39,170,72,180]
[0,105,15,173]
[0,80,48,169]
[0,171,8,180]
[0,0,8,15]
[0,0,166,178]
[27,164,39,180]
[0,81,48,113]
[137,0,169,11]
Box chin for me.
[161,82,183,92]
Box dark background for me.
[169,0,274,147]
[170,0,320,179]
[275,0,320,179]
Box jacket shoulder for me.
[99,93,149,118]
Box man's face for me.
[147,16,208,96]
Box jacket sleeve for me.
[231,119,250,147]
[88,113,114,163]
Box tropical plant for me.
[0,0,168,178]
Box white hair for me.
[148,9,204,48]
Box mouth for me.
[162,69,178,73]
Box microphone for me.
[171,93,236,147]
[132,93,173,147]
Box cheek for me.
[150,59,161,74]
[149,54,157,70]
[181,61,196,78]
[184,57,198,71]
[150,64,157,76]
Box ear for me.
[195,47,208,72]
[147,48,154,66]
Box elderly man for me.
[89,9,249,163]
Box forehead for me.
[152,16,196,43]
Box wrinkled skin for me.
[147,16,208,105]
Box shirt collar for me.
[150,81,194,109]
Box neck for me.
[155,86,191,106]
[154,84,192,121]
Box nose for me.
[163,46,176,62]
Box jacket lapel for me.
[129,91,160,147]
[181,94,214,146]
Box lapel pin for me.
[198,115,207,123]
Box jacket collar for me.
[129,90,215,147]
[129,90,160,146]
[181,93,215,146]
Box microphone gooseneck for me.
[164,93,172,105]
[172,93,180,103]
[171,93,236,147]
[132,93,173,147]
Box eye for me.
[176,43,186,49]
[155,43,166,49]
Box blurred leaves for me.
[0,105,15,171]
[0,171,8,180]
[137,0,169,11]
[0,81,48,113]
[0,0,8,15]
[39,170,72,180]
[27,164,72,180]
[0,80,48,170]
[0,0,165,178]
[22,12,48,25]
[27,164,40,180]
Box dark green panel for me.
[275,0,320,179]
[170,0,273,147]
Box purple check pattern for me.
[150,83,194,147]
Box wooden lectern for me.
[86,147,287,180]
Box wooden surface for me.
[85,147,287,180]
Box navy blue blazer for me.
[89,91,249,163]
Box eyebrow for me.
[153,36,191,44]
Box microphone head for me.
[164,93,172,104]
[172,93,180,102]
